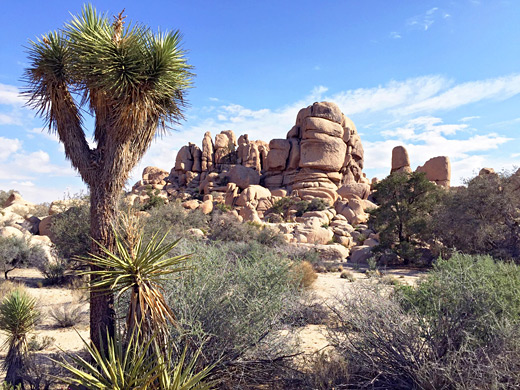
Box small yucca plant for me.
[58,329,215,390]
[79,215,192,342]
[0,289,40,387]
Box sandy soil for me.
[0,265,426,370]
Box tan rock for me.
[302,117,344,139]
[38,215,54,239]
[174,145,193,172]
[350,245,373,263]
[265,139,290,171]
[228,164,260,189]
[200,200,213,214]
[0,226,25,239]
[416,156,451,187]
[270,189,287,197]
[235,185,271,207]
[391,146,411,173]
[201,131,214,171]
[143,166,169,184]
[182,200,200,210]
[479,167,495,176]
[2,192,34,208]
[337,183,371,200]
[313,244,349,261]
[299,134,346,171]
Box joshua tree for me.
[24,5,193,350]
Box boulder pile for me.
[130,102,373,228]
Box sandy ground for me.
[0,268,89,359]
[0,265,426,372]
[295,265,424,355]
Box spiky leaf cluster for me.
[79,230,192,337]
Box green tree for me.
[433,169,520,260]
[24,5,193,349]
[370,172,442,265]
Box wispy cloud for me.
[460,116,480,122]
[399,74,520,115]
[0,84,24,106]
[407,7,439,31]
[390,31,402,39]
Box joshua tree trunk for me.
[89,181,119,349]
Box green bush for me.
[50,201,90,261]
[267,197,329,221]
[329,253,520,389]
[139,187,166,211]
[165,239,303,385]
[0,236,46,279]
[208,212,283,245]
[143,201,209,242]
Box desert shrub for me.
[0,236,46,279]
[138,187,166,211]
[340,270,355,282]
[208,212,284,246]
[432,170,520,260]
[267,197,328,220]
[306,198,329,212]
[292,261,317,288]
[27,335,55,351]
[369,171,443,265]
[49,303,86,328]
[0,190,15,209]
[0,289,40,387]
[143,201,209,241]
[50,201,90,261]
[329,253,520,389]
[26,203,49,218]
[301,351,350,390]
[165,239,303,385]
[36,259,70,286]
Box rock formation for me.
[129,101,373,226]
[390,146,451,188]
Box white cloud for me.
[10,181,35,187]
[0,137,22,160]
[27,127,60,142]
[0,113,22,125]
[0,84,25,106]
[329,75,449,115]
[399,73,520,115]
[460,116,480,122]
[390,31,402,39]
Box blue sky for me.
[0,0,519,202]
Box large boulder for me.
[416,156,451,187]
[391,146,412,174]
[0,226,24,239]
[265,139,290,171]
[2,192,34,209]
[227,164,260,190]
[143,166,169,184]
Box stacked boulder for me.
[264,102,370,205]
[390,146,451,188]
[129,102,374,227]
